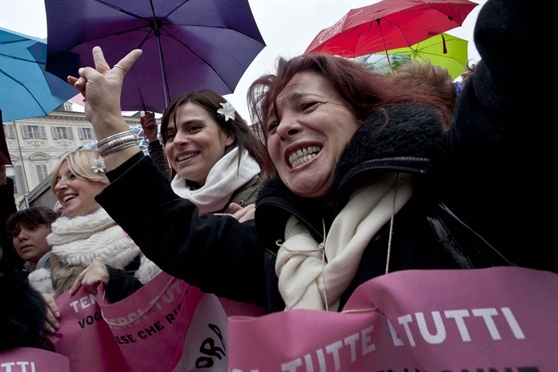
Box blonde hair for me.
[50,149,109,191]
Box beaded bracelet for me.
[97,131,134,148]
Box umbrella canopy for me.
[305,0,477,62]
[367,33,468,79]
[0,110,11,164]
[45,0,266,114]
[0,27,78,122]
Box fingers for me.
[92,46,110,74]
[115,48,143,73]
[229,203,243,214]
[69,266,87,295]
[91,46,142,77]
[68,75,86,94]
[42,294,60,334]
[230,203,256,223]
[73,262,110,295]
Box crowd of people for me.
[0,0,553,367]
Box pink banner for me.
[45,287,132,372]
[97,271,205,371]
[229,267,558,371]
[0,347,70,372]
[44,270,267,372]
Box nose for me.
[17,231,28,241]
[173,130,190,147]
[54,178,67,193]
[275,116,302,140]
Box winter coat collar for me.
[255,103,443,245]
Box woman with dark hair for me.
[67,0,548,313]
[160,89,273,216]
[5,206,58,291]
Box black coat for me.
[255,104,514,312]
[96,0,553,312]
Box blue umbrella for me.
[0,27,77,122]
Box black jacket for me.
[255,104,514,311]
[96,0,553,312]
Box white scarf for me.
[47,208,161,284]
[276,174,413,311]
[170,147,261,215]
[48,208,140,269]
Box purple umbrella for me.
[45,0,266,113]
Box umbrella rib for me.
[0,53,46,65]
[94,0,146,21]
[162,0,191,20]
[0,69,48,116]
[169,24,266,45]
[159,29,235,91]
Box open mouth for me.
[62,194,77,203]
[177,152,199,163]
[288,146,322,168]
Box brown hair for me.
[6,206,58,237]
[460,59,477,87]
[247,53,439,142]
[390,60,457,130]
[161,89,275,178]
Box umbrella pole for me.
[155,33,170,108]
[377,19,393,74]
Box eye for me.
[166,132,176,141]
[266,120,279,135]
[301,101,318,111]
[28,224,38,231]
[11,231,20,238]
[187,124,202,133]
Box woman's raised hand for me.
[67,46,143,171]
[67,46,142,140]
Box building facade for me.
[3,104,144,209]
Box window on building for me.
[52,126,74,140]
[63,102,72,111]
[78,127,95,140]
[11,165,27,194]
[22,125,46,139]
[35,164,49,183]
[3,123,15,139]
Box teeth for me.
[288,146,321,167]
[177,153,197,162]
[63,195,76,202]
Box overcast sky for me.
[0,0,486,121]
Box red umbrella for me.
[305,0,478,71]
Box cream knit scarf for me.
[276,174,413,311]
[170,147,261,215]
[47,208,140,269]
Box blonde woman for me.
[38,149,160,334]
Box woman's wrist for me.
[90,114,130,140]
[102,146,142,172]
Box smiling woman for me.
[70,0,548,318]
[32,149,163,335]
[159,89,273,216]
